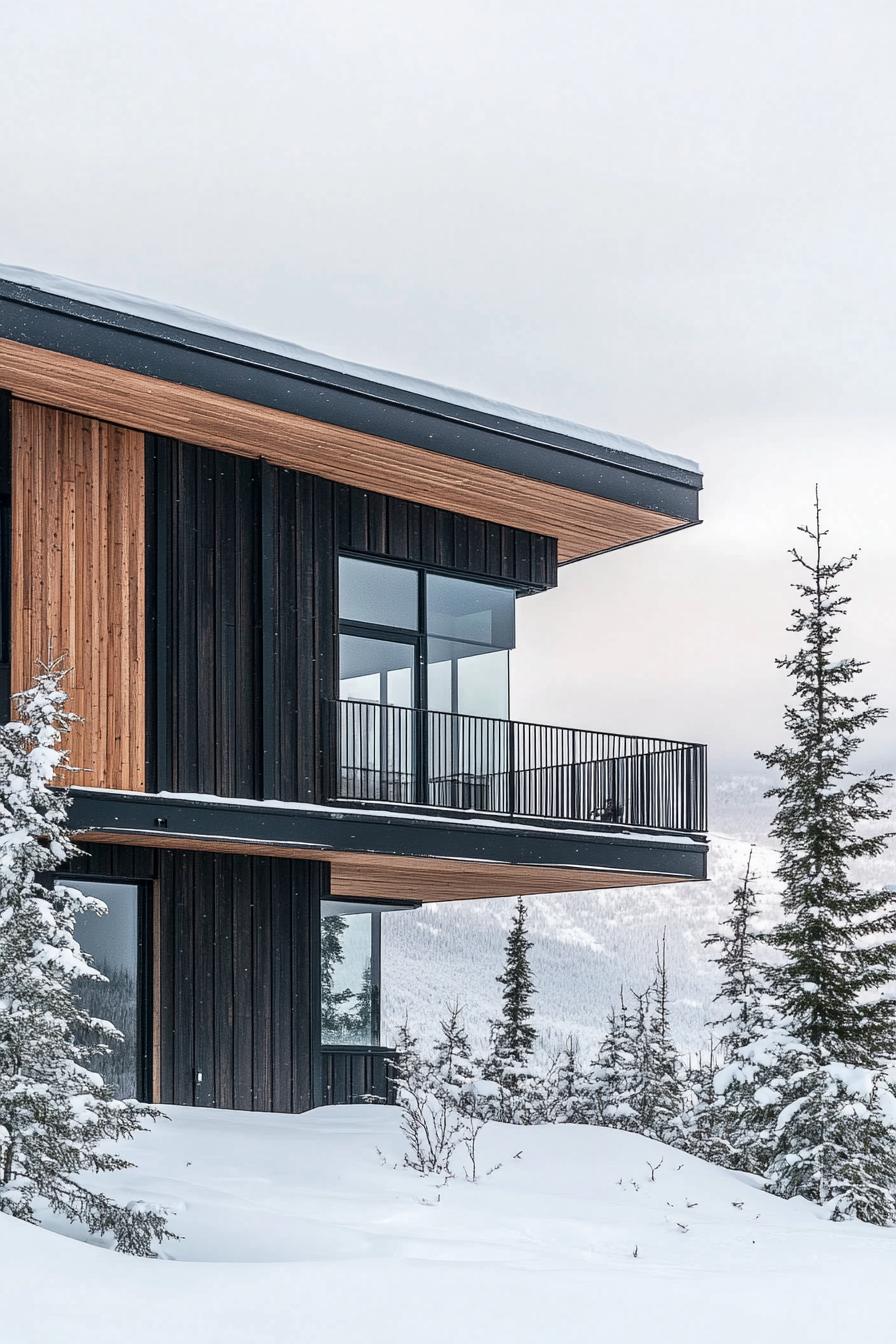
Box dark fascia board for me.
[67,789,708,883]
[0,278,702,531]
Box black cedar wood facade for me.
[0,270,707,1113]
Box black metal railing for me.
[321,1046,398,1106]
[325,699,707,834]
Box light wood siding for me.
[12,399,145,788]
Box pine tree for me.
[553,1037,597,1125]
[643,937,686,1145]
[320,913,356,1040]
[433,1001,475,1095]
[757,492,895,1062]
[351,959,375,1041]
[702,853,777,1173]
[757,494,896,1222]
[592,990,639,1131]
[769,1059,896,1225]
[484,897,538,1116]
[494,896,537,1064]
[0,660,172,1254]
[680,1043,733,1166]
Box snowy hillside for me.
[382,773,896,1056]
[5,1104,895,1344]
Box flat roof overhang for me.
[68,788,708,903]
[0,277,702,564]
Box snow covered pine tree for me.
[592,990,641,1132]
[756,493,896,1224]
[700,850,778,1174]
[641,936,686,1145]
[0,660,172,1254]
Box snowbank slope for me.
[3,1104,893,1344]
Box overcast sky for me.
[2,2,894,771]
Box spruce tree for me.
[485,897,538,1115]
[433,1001,475,1095]
[553,1037,597,1125]
[757,494,896,1222]
[757,492,895,1062]
[592,990,639,1131]
[494,896,537,1064]
[702,852,777,1173]
[643,937,686,1145]
[320,913,355,1040]
[0,661,171,1254]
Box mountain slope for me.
[382,774,895,1055]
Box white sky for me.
[2,1,894,770]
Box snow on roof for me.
[0,263,699,476]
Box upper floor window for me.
[337,556,515,721]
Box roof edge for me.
[0,267,702,493]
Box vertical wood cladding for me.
[11,399,145,788]
[151,439,555,802]
[68,843,325,1113]
[334,482,558,589]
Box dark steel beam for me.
[67,788,708,882]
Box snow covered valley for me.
[383,774,896,1056]
[6,1102,896,1344]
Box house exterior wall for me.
[65,842,326,1113]
[4,400,556,798]
[147,434,556,803]
[10,397,146,787]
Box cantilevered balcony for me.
[325,699,707,836]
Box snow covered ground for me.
[4,1103,894,1344]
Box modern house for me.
[0,267,707,1114]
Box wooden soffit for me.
[0,338,689,564]
[75,830,691,902]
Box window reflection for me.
[338,633,415,707]
[64,880,141,1101]
[427,639,509,718]
[339,556,418,630]
[426,574,515,647]
[321,902,381,1046]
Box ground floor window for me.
[321,901,382,1046]
[60,879,145,1101]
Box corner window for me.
[321,901,381,1046]
[337,557,515,720]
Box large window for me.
[60,879,144,1101]
[321,901,381,1046]
[337,556,515,719]
[336,557,518,807]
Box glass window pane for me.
[339,634,415,707]
[427,637,509,718]
[64,880,140,1101]
[426,574,515,648]
[339,556,418,630]
[321,904,380,1046]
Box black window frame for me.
[56,873,154,1103]
[337,552,519,719]
[320,900,383,1048]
